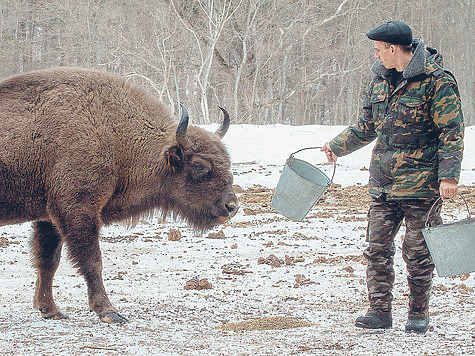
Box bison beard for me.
[0,67,238,323]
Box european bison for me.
[0,67,238,323]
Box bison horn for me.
[215,107,230,139]
[176,104,192,148]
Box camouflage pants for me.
[364,194,442,312]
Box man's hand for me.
[321,142,337,162]
[439,178,458,199]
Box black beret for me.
[366,21,412,46]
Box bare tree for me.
[0,0,472,125]
[169,0,242,123]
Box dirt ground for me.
[0,184,474,355]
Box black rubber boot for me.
[405,308,429,333]
[355,309,392,329]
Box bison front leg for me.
[53,207,128,324]
[32,221,69,320]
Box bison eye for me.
[189,156,212,180]
[192,163,209,176]
[194,164,204,173]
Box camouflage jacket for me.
[329,39,464,199]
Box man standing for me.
[322,21,464,333]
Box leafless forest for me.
[0,0,473,125]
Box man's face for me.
[374,41,396,69]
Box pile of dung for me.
[216,316,315,331]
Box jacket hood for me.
[371,38,443,80]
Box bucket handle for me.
[289,146,336,183]
[425,193,472,228]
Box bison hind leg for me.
[32,221,69,319]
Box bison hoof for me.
[44,311,70,320]
[99,312,128,324]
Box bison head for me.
[163,105,238,231]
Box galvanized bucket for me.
[271,147,335,221]
[422,194,475,277]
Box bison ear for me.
[166,146,184,171]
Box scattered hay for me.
[207,230,226,239]
[257,254,284,267]
[221,262,253,275]
[184,277,212,290]
[217,316,315,331]
[285,255,305,265]
[293,274,315,288]
[0,236,9,248]
[168,229,181,241]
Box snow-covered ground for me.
[0,125,473,355]
[221,124,475,189]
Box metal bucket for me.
[422,194,475,277]
[271,147,335,221]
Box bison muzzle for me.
[0,67,238,323]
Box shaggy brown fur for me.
[0,67,238,323]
